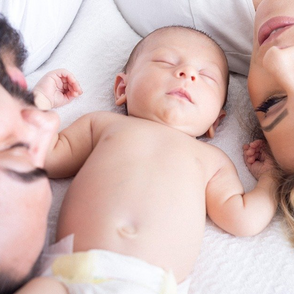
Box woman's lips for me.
[258,16,294,46]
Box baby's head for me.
[114,26,229,137]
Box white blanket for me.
[26,0,294,293]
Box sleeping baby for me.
[17,26,277,294]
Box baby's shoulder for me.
[196,140,226,155]
[196,140,233,168]
[86,111,127,125]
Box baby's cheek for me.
[6,66,28,89]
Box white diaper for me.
[40,235,190,294]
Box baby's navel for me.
[117,224,138,239]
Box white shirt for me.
[0,0,83,75]
[114,0,255,75]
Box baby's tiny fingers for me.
[245,147,256,157]
[246,155,256,164]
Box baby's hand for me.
[243,139,274,180]
[34,69,83,110]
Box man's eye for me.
[9,142,30,150]
[255,96,287,114]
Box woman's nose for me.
[175,65,196,81]
[264,46,294,92]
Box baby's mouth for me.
[167,88,192,103]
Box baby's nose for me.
[176,66,196,81]
[179,71,195,81]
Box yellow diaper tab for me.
[48,250,180,293]
[52,251,108,284]
[161,270,178,294]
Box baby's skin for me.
[43,28,276,284]
[46,111,276,283]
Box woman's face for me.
[248,0,294,172]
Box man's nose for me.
[21,107,59,131]
[20,107,60,166]
[264,46,294,91]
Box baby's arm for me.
[206,143,277,237]
[34,68,83,110]
[45,112,96,178]
[15,277,67,294]
[45,111,114,178]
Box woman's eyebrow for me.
[3,167,48,183]
[261,108,288,132]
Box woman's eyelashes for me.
[255,96,287,114]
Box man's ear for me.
[205,109,226,138]
[114,73,127,106]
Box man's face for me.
[0,64,59,279]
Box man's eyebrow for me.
[0,59,35,106]
[261,108,288,132]
[3,168,48,183]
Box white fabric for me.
[113,0,255,75]
[40,236,188,294]
[24,0,294,293]
[0,0,83,75]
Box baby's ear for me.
[205,109,226,138]
[114,73,127,106]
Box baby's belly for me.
[57,130,207,282]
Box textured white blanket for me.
[26,0,294,293]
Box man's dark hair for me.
[0,13,27,69]
[0,58,35,105]
[0,14,35,105]
[0,271,34,294]
[0,250,40,293]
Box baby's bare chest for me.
[85,121,217,191]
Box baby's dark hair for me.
[122,25,229,107]
[0,13,27,69]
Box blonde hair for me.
[252,125,294,245]
[273,167,294,245]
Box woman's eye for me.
[255,96,287,114]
